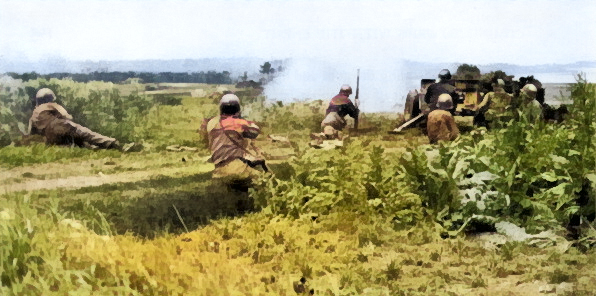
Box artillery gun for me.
[391,78,486,133]
[390,75,565,133]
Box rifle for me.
[354,69,360,130]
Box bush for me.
[251,139,424,230]
[0,78,156,146]
[398,75,595,236]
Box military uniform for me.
[519,96,543,123]
[517,84,543,123]
[427,109,460,144]
[28,102,119,149]
[424,81,458,112]
[202,114,264,184]
[321,93,358,139]
[476,87,513,128]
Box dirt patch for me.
[0,161,213,194]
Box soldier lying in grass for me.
[26,88,120,149]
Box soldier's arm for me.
[199,117,210,134]
[476,93,491,112]
[345,101,359,119]
[26,118,34,136]
[54,104,73,120]
[242,121,260,139]
[424,87,432,104]
[446,114,460,140]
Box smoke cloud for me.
[263,57,411,113]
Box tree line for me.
[3,71,234,84]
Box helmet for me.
[438,69,452,80]
[220,93,240,105]
[522,84,537,98]
[492,79,505,90]
[436,94,454,110]
[340,84,352,95]
[35,88,56,105]
[219,93,241,115]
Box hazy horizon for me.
[2,0,595,112]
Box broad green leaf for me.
[519,199,532,208]
[549,154,569,165]
[568,150,581,156]
[541,171,559,182]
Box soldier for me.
[317,84,358,140]
[26,88,120,149]
[518,84,543,123]
[427,94,460,144]
[475,79,513,128]
[201,94,267,187]
[424,69,458,113]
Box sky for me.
[1,0,596,111]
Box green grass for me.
[1,79,595,295]
[0,144,122,168]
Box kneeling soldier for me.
[201,94,267,187]
[320,84,358,139]
[427,94,460,144]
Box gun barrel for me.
[355,69,360,100]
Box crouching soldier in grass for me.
[517,84,543,124]
[474,79,513,129]
[312,84,358,141]
[26,88,120,149]
[201,94,268,191]
[427,94,460,144]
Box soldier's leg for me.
[62,120,120,149]
[213,159,263,186]
[323,125,339,140]
[44,119,76,146]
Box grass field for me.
[1,79,595,295]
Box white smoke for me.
[263,57,411,113]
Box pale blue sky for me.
[1,0,595,111]
[1,0,595,65]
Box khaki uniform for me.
[319,94,358,140]
[427,110,460,144]
[28,103,118,148]
[321,112,346,138]
[203,115,264,184]
[519,97,543,123]
[477,89,513,127]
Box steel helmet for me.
[522,84,537,98]
[35,88,56,105]
[340,84,352,95]
[438,69,452,80]
[219,93,241,115]
[220,93,240,105]
[436,94,454,110]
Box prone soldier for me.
[27,88,120,149]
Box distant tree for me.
[259,62,273,74]
[241,71,248,82]
[277,65,283,72]
[455,64,481,79]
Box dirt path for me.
[0,155,213,195]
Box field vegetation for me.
[0,75,595,295]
